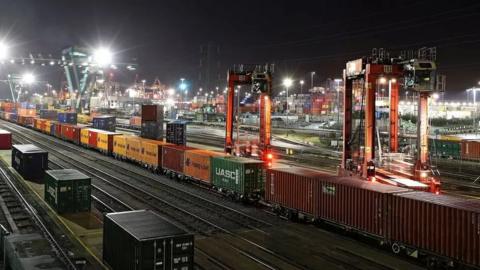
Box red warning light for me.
[267,153,273,160]
[371,177,376,182]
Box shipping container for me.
[17,108,36,117]
[88,129,99,149]
[429,139,461,159]
[129,116,141,127]
[44,169,91,214]
[113,135,128,158]
[162,145,195,174]
[461,140,480,160]
[17,115,34,126]
[0,129,12,150]
[92,115,116,132]
[166,121,187,145]
[126,136,142,162]
[57,112,77,124]
[12,144,48,181]
[390,191,480,267]
[39,109,57,120]
[43,120,53,134]
[140,139,169,169]
[33,118,45,131]
[184,150,226,184]
[103,210,194,270]
[54,122,62,139]
[96,130,120,154]
[140,121,163,140]
[3,233,65,270]
[211,156,265,198]
[141,104,164,122]
[80,128,90,146]
[50,122,57,137]
[61,124,82,144]
[77,114,91,124]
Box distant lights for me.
[379,77,387,84]
[21,73,35,84]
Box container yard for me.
[0,1,480,270]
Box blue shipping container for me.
[58,112,77,124]
[92,116,116,132]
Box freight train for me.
[1,110,480,269]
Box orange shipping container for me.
[140,139,170,168]
[461,140,480,160]
[129,116,141,127]
[184,150,226,184]
[126,136,142,162]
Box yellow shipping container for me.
[80,128,90,146]
[184,150,226,184]
[126,136,142,162]
[96,131,120,154]
[113,135,128,158]
[140,139,170,168]
[43,120,52,134]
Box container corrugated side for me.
[126,136,142,162]
[184,150,226,184]
[80,128,90,146]
[113,135,128,158]
[44,169,91,214]
[389,191,480,267]
[96,131,119,153]
[211,156,264,195]
[88,129,98,149]
[140,139,170,168]
[162,145,195,174]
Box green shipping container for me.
[44,169,91,214]
[211,156,265,198]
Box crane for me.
[225,64,274,165]
[341,48,444,193]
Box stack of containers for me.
[140,104,163,140]
[44,169,91,214]
[39,109,57,120]
[92,115,116,132]
[166,120,187,145]
[58,112,77,125]
[103,210,194,270]
[11,144,48,181]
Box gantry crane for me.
[341,48,443,193]
[225,64,273,165]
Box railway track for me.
[3,122,313,270]
[0,158,77,269]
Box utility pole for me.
[310,71,315,90]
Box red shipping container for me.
[266,167,409,237]
[141,105,162,122]
[390,191,480,267]
[88,129,99,149]
[162,145,195,174]
[0,129,12,149]
[55,123,62,139]
[461,140,480,160]
[61,124,82,144]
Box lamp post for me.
[300,80,304,94]
[334,78,342,129]
[283,78,293,127]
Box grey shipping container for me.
[211,156,265,198]
[44,169,91,214]
[92,115,116,132]
[103,210,194,270]
[3,233,65,270]
[141,121,163,140]
[166,121,187,145]
[11,144,48,182]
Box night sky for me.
[0,0,479,99]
